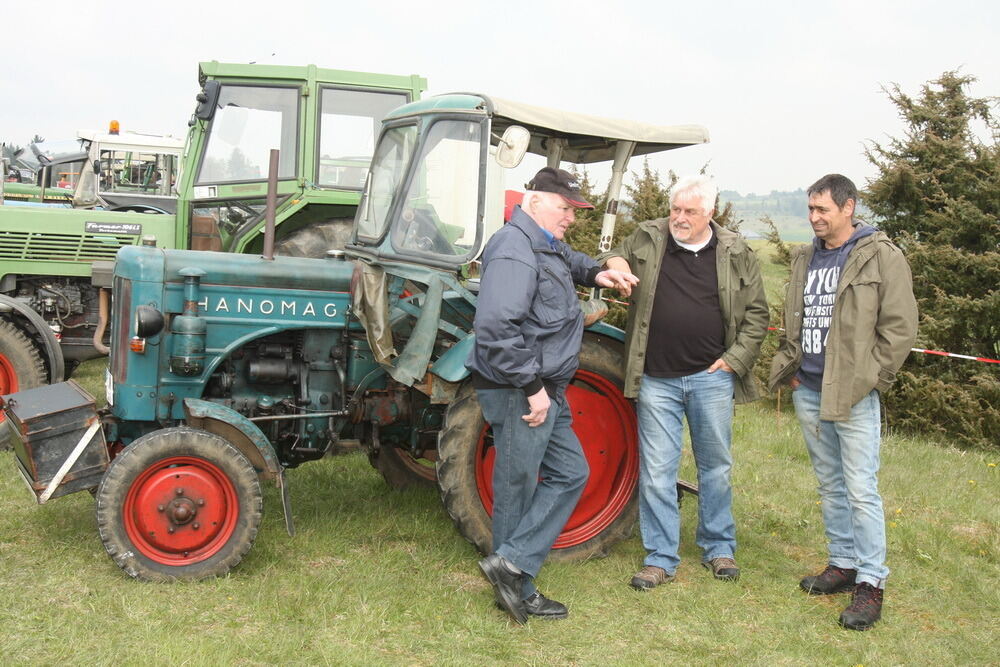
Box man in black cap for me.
[467,167,638,623]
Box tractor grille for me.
[0,231,135,262]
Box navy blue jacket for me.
[467,206,601,396]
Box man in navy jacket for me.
[468,167,637,623]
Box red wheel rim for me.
[0,353,18,395]
[474,369,639,548]
[123,456,240,565]
[0,354,18,430]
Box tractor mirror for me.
[194,80,222,121]
[495,125,530,169]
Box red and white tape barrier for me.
[581,292,999,365]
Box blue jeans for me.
[476,388,589,598]
[636,370,736,574]
[792,386,888,588]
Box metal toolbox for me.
[1,380,108,502]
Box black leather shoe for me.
[479,554,527,624]
[522,591,568,619]
[495,591,569,619]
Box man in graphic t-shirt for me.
[770,174,918,631]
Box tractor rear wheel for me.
[274,219,353,258]
[436,333,639,562]
[0,319,47,449]
[95,427,263,581]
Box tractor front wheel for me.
[436,333,639,562]
[0,319,47,450]
[95,427,263,581]
[370,443,437,489]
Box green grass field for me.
[1,242,997,664]
[2,400,996,664]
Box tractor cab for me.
[346,93,709,270]
[344,93,709,387]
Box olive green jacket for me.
[767,231,918,421]
[597,220,770,401]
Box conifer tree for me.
[864,71,999,450]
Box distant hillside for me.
[720,189,812,242]
[720,189,874,242]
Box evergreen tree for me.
[563,166,612,257]
[564,167,632,328]
[624,158,675,222]
[864,71,1000,450]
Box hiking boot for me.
[630,565,673,590]
[800,565,857,595]
[704,557,740,581]
[839,582,883,631]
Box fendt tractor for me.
[0,61,426,398]
[1,93,708,580]
[2,126,183,209]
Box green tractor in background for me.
[0,61,426,401]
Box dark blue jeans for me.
[476,388,589,598]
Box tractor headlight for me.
[134,305,165,338]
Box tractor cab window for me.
[356,124,418,240]
[317,88,409,189]
[190,199,268,252]
[29,139,87,187]
[391,119,484,261]
[98,149,177,196]
[196,85,298,184]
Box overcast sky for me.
[3,0,996,196]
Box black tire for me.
[369,443,437,489]
[436,333,640,562]
[0,319,46,450]
[95,427,263,581]
[274,218,354,258]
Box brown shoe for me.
[704,557,740,581]
[839,582,883,631]
[800,565,857,595]
[630,565,673,590]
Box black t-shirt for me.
[644,232,725,378]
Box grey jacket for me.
[768,230,918,421]
[467,206,600,395]
[598,220,769,401]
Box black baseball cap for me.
[526,167,594,209]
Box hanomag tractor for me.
[1,93,708,580]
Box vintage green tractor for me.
[1,93,707,579]
[0,61,425,397]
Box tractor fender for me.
[430,332,475,382]
[0,293,65,383]
[429,322,625,384]
[585,321,626,342]
[182,398,282,480]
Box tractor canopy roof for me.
[197,60,427,95]
[385,93,709,163]
[76,129,184,154]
